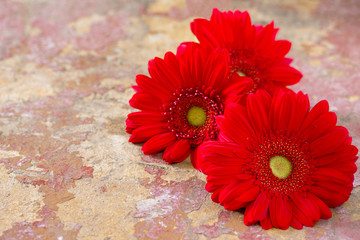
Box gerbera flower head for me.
[191,8,303,94]
[198,89,358,229]
[126,42,253,166]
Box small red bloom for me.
[191,9,303,94]
[126,43,253,166]
[198,90,358,229]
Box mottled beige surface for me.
[0,165,43,232]
[0,0,359,239]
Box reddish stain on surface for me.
[114,85,125,93]
[27,20,68,65]
[0,0,26,59]
[0,73,113,237]
[142,154,167,164]
[3,0,142,70]
[315,0,360,61]
[0,0,359,239]
[310,205,360,240]
[134,166,208,239]
[193,211,233,238]
[1,206,81,240]
[237,226,272,240]
[29,0,128,26]
[100,185,107,193]
[168,0,230,20]
[75,14,128,51]
[292,0,360,185]
[0,156,32,170]
[294,0,360,98]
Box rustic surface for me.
[0,0,359,239]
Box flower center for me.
[236,71,246,77]
[229,49,262,93]
[187,106,206,126]
[269,156,292,179]
[250,134,313,196]
[163,87,223,146]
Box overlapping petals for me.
[191,9,302,94]
[198,90,358,229]
[126,42,253,165]
[126,8,358,231]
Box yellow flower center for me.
[269,156,292,179]
[187,106,206,126]
[237,71,246,77]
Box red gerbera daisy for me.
[126,42,253,166]
[191,8,303,94]
[198,90,358,229]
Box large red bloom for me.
[191,9,302,94]
[198,90,358,229]
[126,43,253,166]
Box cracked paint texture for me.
[0,0,359,239]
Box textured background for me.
[0,0,359,239]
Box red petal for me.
[290,199,314,227]
[141,132,176,155]
[191,16,222,48]
[224,199,248,211]
[314,144,358,167]
[136,74,172,98]
[211,187,223,203]
[310,185,350,208]
[129,92,162,111]
[218,103,255,145]
[260,211,273,230]
[163,139,191,163]
[204,165,245,176]
[223,76,253,103]
[325,158,358,175]
[206,175,237,187]
[235,185,260,203]
[205,156,246,167]
[190,146,201,170]
[290,216,303,230]
[269,90,293,131]
[312,168,352,185]
[148,57,181,90]
[287,91,309,134]
[254,21,277,51]
[219,178,254,204]
[246,91,270,135]
[314,180,352,196]
[205,184,223,193]
[291,192,320,223]
[203,49,229,90]
[269,197,279,229]
[234,11,254,48]
[160,52,183,88]
[244,202,256,226]
[307,193,332,219]
[300,112,337,142]
[310,126,349,157]
[300,100,329,131]
[225,185,260,210]
[276,197,292,229]
[126,111,164,129]
[304,197,320,222]
[267,65,302,85]
[251,191,271,222]
[201,141,248,163]
[267,40,291,58]
[129,123,168,143]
